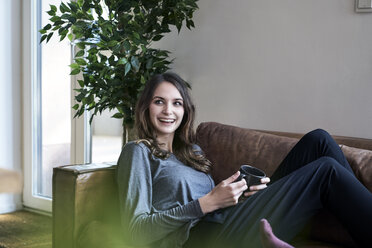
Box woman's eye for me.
[174,101,183,106]
[154,100,163,105]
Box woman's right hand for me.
[199,171,248,214]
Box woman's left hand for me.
[243,177,270,197]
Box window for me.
[38,0,72,198]
[23,0,76,211]
[91,110,122,163]
[23,0,122,212]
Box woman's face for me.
[149,81,185,139]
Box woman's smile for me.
[158,118,176,124]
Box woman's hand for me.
[243,177,270,197]
[199,171,248,214]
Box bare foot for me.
[260,219,294,248]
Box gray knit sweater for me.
[116,141,215,248]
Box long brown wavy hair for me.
[135,72,211,173]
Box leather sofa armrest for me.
[52,162,120,248]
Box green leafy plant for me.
[40,0,198,140]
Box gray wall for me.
[158,0,372,139]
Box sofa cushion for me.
[340,145,372,193]
[196,122,298,184]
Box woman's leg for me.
[190,157,372,248]
[185,219,294,248]
[271,129,352,182]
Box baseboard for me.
[23,206,52,217]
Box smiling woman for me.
[134,73,211,173]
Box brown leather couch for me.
[53,122,372,248]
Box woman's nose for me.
[162,103,172,114]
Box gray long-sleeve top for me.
[116,141,215,248]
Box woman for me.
[116,72,372,248]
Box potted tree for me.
[40,0,198,142]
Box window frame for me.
[22,0,91,212]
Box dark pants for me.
[184,129,372,248]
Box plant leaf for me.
[68,2,78,12]
[130,56,140,72]
[77,80,85,87]
[117,58,128,65]
[40,34,48,43]
[60,33,67,41]
[107,40,118,47]
[60,2,69,13]
[77,0,84,7]
[46,32,54,42]
[69,63,80,69]
[75,58,87,65]
[43,24,52,30]
[140,75,146,84]
[123,40,131,52]
[47,10,56,16]
[70,68,81,75]
[75,50,85,57]
[50,4,57,12]
[152,35,163,41]
[124,63,131,75]
[76,43,85,49]
[50,16,61,22]
[112,113,124,119]
[72,104,79,110]
[133,32,140,40]
[145,58,153,69]
[67,33,73,41]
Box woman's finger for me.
[244,191,257,197]
[237,181,248,193]
[231,177,247,187]
[223,171,240,184]
[249,184,267,191]
[261,177,270,184]
[240,180,269,199]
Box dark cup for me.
[237,165,266,190]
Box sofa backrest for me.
[196,122,372,192]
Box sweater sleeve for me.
[116,142,204,246]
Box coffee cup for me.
[237,165,266,190]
